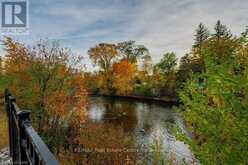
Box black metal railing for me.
[4,89,59,165]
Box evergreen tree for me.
[193,23,209,72]
[193,23,209,50]
[214,20,232,40]
[211,20,238,62]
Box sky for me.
[1,0,248,70]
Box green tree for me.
[193,23,209,51]
[214,20,232,41]
[154,52,177,74]
[152,52,177,98]
[177,26,248,165]
[177,54,194,86]
[209,20,239,63]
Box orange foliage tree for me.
[3,37,88,154]
[112,60,137,95]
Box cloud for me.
[2,0,247,68]
[125,0,248,61]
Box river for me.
[86,96,196,164]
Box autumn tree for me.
[3,37,88,154]
[88,43,118,94]
[117,40,149,63]
[88,43,118,72]
[3,37,31,102]
[112,60,137,95]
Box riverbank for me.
[89,94,180,105]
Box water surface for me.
[87,96,195,163]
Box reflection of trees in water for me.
[68,122,137,164]
[92,97,178,137]
[102,97,138,133]
[136,103,153,134]
[86,97,194,164]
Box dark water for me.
[87,96,195,163]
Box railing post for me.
[17,111,31,165]
[9,96,21,164]
[4,89,14,158]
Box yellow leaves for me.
[42,72,88,125]
[88,43,118,72]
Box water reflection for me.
[87,96,195,163]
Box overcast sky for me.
[2,0,248,70]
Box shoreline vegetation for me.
[89,93,179,104]
[0,19,248,164]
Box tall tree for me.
[193,23,209,56]
[88,43,118,72]
[194,23,209,47]
[155,52,177,75]
[117,40,149,63]
[152,52,177,98]
[212,20,238,62]
[177,54,193,84]
[88,43,119,94]
[214,20,232,40]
